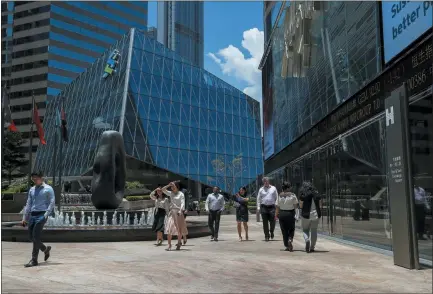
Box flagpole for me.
[58,99,63,212]
[27,91,35,190]
[52,102,58,187]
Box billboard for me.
[381,1,432,64]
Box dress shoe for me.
[44,246,51,261]
[25,260,38,268]
[270,232,274,240]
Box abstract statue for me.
[91,130,126,209]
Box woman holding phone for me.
[162,181,188,251]
[233,187,249,241]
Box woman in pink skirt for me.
[162,181,188,251]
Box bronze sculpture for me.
[91,130,126,209]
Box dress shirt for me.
[150,191,170,210]
[257,185,278,209]
[205,193,225,211]
[414,187,430,209]
[162,190,185,211]
[23,183,55,221]
[276,192,298,210]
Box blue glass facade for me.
[47,1,148,101]
[35,29,263,194]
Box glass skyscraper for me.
[157,1,204,67]
[3,1,147,158]
[261,1,433,265]
[34,29,263,195]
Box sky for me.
[147,1,264,106]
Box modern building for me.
[260,1,432,267]
[157,1,204,67]
[34,29,263,197]
[2,1,148,159]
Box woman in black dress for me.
[233,187,249,241]
[150,187,170,246]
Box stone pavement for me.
[1,215,432,293]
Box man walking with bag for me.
[22,171,55,267]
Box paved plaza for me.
[2,215,432,293]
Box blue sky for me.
[147,1,264,104]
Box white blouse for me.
[276,192,298,210]
[163,190,185,211]
[150,191,170,210]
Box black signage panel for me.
[265,34,433,174]
[385,85,417,269]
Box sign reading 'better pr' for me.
[382,1,432,63]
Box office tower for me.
[157,1,204,67]
[34,29,263,195]
[3,1,148,159]
[260,1,433,264]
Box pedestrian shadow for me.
[242,239,255,242]
[40,262,63,266]
[309,250,329,253]
[279,249,304,252]
[165,248,191,252]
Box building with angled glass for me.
[3,1,148,160]
[34,28,263,197]
[261,1,432,266]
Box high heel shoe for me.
[183,239,187,245]
[166,245,172,251]
[239,236,243,242]
[176,243,181,250]
[157,239,163,246]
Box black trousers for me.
[208,210,221,238]
[279,210,296,247]
[28,212,47,261]
[415,203,426,235]
[260,204,276,238]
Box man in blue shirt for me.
[21,171,55,267]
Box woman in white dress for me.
[150,187,170,246]
[162,181,188,251]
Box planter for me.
[1,193,27,213]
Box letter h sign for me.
[386,106,395,126]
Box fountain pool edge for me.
[1,221,210,242]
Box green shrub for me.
[126,181,145,190]
[125,195,151,201]
[2,182,29,193]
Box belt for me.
[261,204,275,208]
[280,209,295,212]
[31,211,45,216]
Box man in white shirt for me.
[205,186,225,241]
[257,177,278,241]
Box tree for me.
[2,131,28,185]
[211,153,247,195]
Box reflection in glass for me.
[268,118,392,250]
[409,96,433,262]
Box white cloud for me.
[207,28,264,104]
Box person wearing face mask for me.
[205,186,225,241]
[257,177,278,241]
[21,171,55,267]
[162,181,188,251]
[275,181,299,251]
